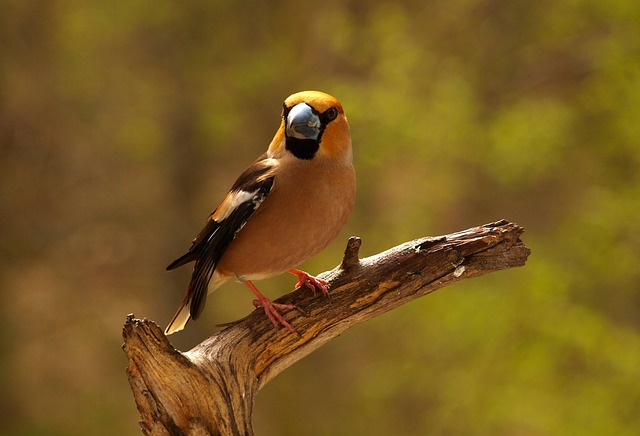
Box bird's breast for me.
[217,162,355,280]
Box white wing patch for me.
[214,189,260,222]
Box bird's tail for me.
[164,270,230,335]
[164,297,192,335]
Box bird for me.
[164,90,355,335]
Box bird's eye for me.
[325,107,339,122]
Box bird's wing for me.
[166,155,276,320]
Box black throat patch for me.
[285,137,320,160]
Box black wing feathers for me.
[189,176,273,319]
[166,155,276,321]
[165,218,221,271]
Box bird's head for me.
[268,91,352,166]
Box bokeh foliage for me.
[1,0,639,434]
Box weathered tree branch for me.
[123,220,530,435]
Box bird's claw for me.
[289,269,330,297]
[252,298,297,332]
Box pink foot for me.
[242,280,296,332]
[288,268,330,297]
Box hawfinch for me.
[165,90,355,335]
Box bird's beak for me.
[286,103,321,140]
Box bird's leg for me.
[288,268,329,297]
[242,280,296,332]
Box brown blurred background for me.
[1,0,639,434]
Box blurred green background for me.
[1,0,639,434]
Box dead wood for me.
[123,220,530,435]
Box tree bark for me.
[123,219,530,435]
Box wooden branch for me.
[123,220,530,435]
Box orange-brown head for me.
[268,91,352,166]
